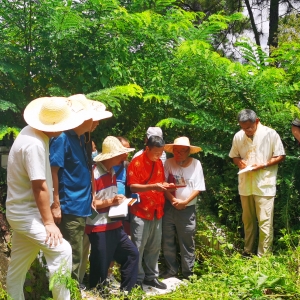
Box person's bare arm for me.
[292,125,300,143]
[130,183,167,193]
[91,171,96,209]
[31,179,63,247]
[251,155,285,171]
[232,157,247,169]
[50,166,61,224]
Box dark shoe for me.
[242,251,253,258]
[134,281,143,290]
[143,278,167,289]
[79,283,86,291]
[160,270,176,279]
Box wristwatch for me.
[263,163,268,170]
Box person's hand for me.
[50,203,62,224]
[163,182,176,192]
[152,183,167,192]
[44,223,63,247]
[92,195,97,210]
[238,160,248,169]
[172,198,187,210]
[112,194,125,206]
[251,164,264,171]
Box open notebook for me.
[108,198,137,218]
[237,165,253,174]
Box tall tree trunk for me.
[268,0,279,53]
[244,0,261,47]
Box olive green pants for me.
[58,214,86,282]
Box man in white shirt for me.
[6,97,87,300]
[229,109,285,257]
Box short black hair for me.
[146,135,165,148]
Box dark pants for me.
[162,201,196,278]
[88,227,139,292]
[58,214,86,282]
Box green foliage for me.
[1,1,300,298]
[87,84,144,110]
[49,263,81,300]
[0,282,11,300]
[235,39,270,67]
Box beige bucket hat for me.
[68,94,113,121]
[164,136,202,154]
[94,136,135,162]
[23,97,88,132]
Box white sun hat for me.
[146,127,163,139]
[23,96,87,132]
[68,94,113,121]
[94,136,135,162]
[164,136,202,154]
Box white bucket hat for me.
[164,136,202,154]
[23,97,87,132]
[94,136,135,162]
[68,94,113,121]
[146,127,163,139]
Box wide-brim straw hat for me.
[24,97,88,132]
[94,136,135,162]
[164,136,202,154]
[68,94,113,121]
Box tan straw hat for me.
[68,94,113,121]
[23,97,87,132]
[94,136,135,162]
[164,136,202,154]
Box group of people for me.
[4,93,295,299]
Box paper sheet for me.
[108,198,132,218]
[237,166,253,174]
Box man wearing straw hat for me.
[85,136,138,292]
[162,136,205,280]
[6,97,87,300]
[50,94,112,287]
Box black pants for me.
[88,227,139,292]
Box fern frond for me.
[143,94,169,103]
[87,84,143,109]
[0,99,19,113]
[235,39,269,68]
[157,117,192,128]
[0,126,20,140]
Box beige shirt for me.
[229,123,285,196]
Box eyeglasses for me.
[173,148,189,154]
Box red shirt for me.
[127,151,165,220]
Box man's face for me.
[112,153,128,166]
[75,118,93,135]
[239,119,259,137]
[173,146,189,162]
[91,120,99,132]
[145,146,164,162]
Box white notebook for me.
[237,165,253,174]
[108,198,133,218]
